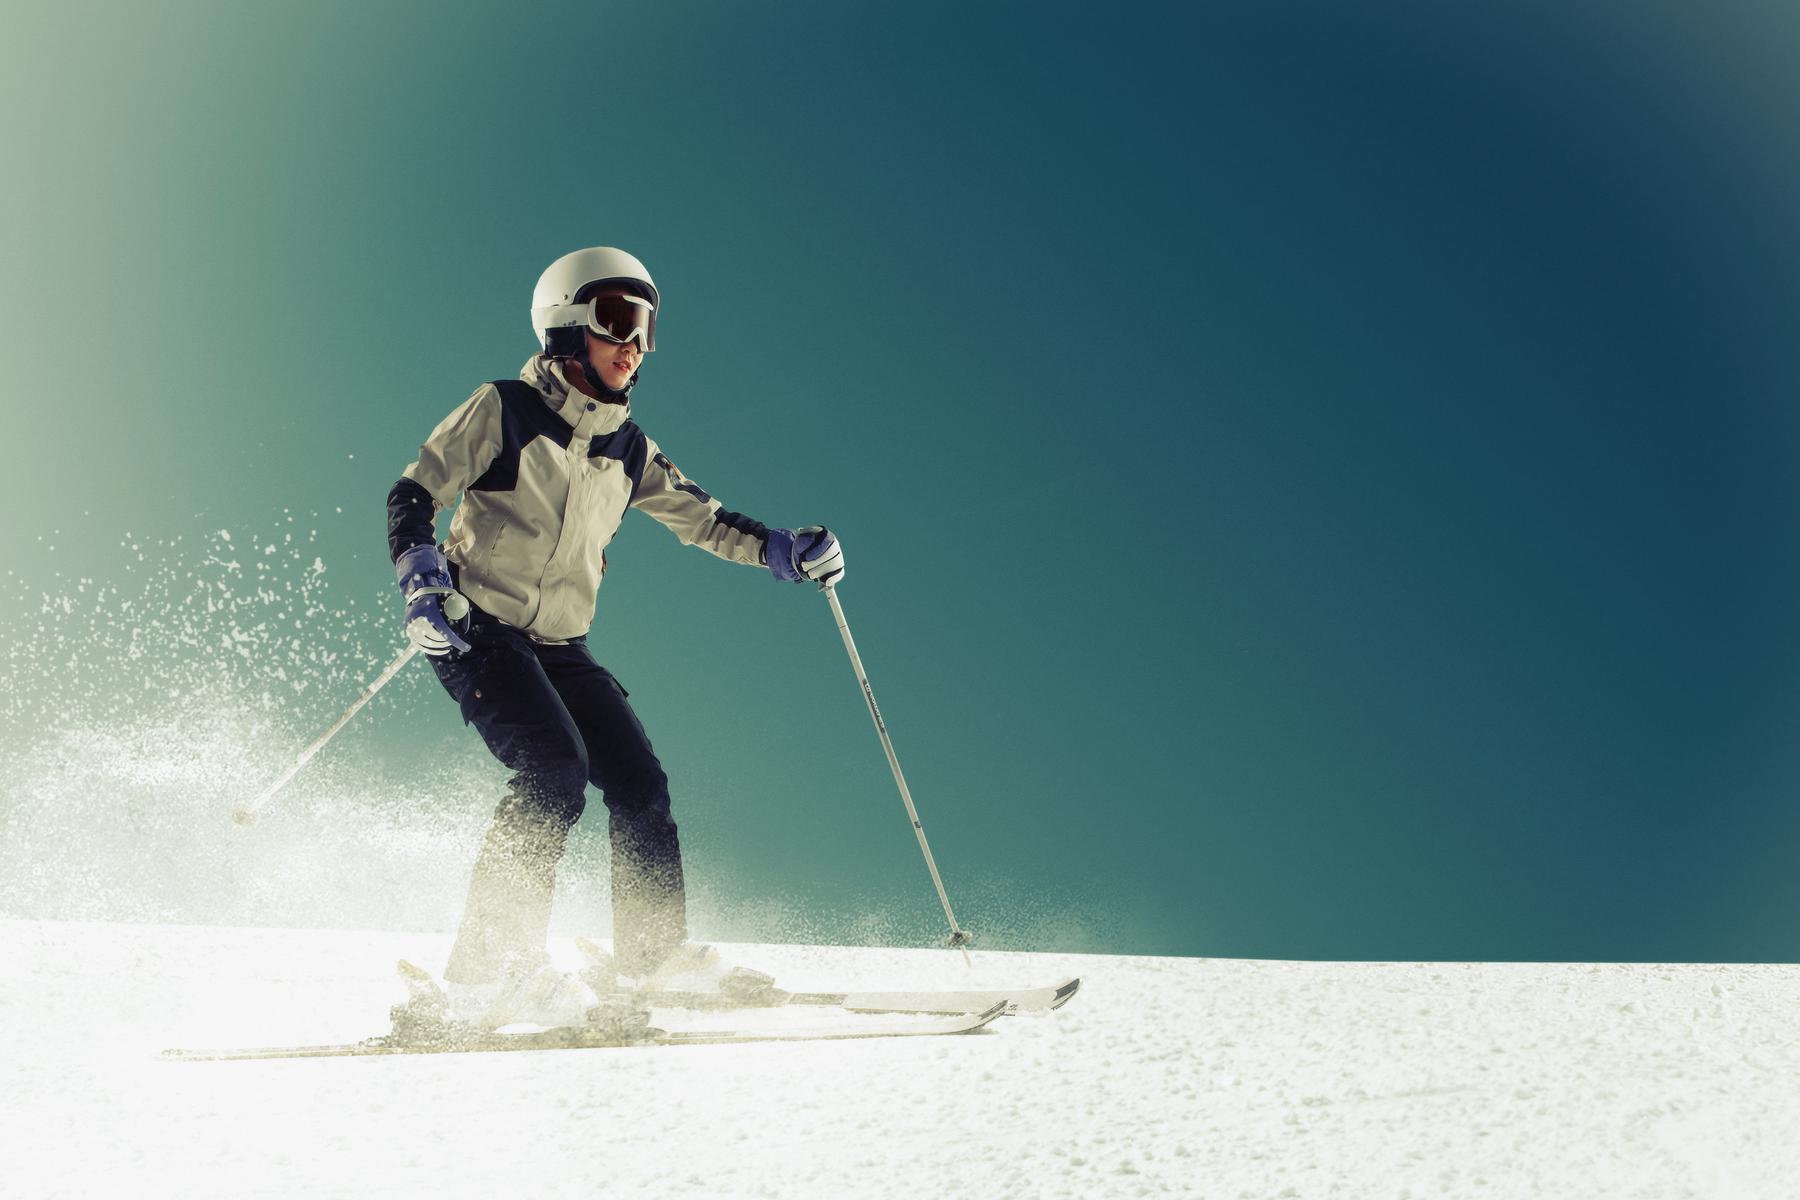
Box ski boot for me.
[394,954,654,1039]
[638,942,786,1006]
[388,960,472,1046]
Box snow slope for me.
[6,919,1799,1199]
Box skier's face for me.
[584,289,644,392]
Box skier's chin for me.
[581,363,634,399]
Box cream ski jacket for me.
[386,356,770,640]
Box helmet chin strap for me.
[576,356,639,400]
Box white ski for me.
[162,1002,1006,1062]
[575,938,1081,1015]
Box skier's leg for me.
[538,643,686,978]
[429,623,590,984]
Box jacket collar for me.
[521,355,632,437]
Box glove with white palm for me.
[394,544,472,656]
[766,526,845,586]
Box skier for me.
[385,247,844,1030]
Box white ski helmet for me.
[530,246,660,359]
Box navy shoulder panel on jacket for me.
[469,379,575,493]
[591,420,651,496]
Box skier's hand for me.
[404,591,472,656]
[766,526,845,586]
[394,544,472,656]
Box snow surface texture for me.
[8,920,1800,1199]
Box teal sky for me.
[4,1,1800,960]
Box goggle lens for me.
[586,294,656,351]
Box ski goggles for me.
[584,292,656,352]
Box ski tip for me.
[1050,977,1081,1010]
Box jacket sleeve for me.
[385,384,505,562]
[629,436,771,568]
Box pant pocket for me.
[432,633,525,726]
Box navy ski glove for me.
[766,526,845,586]
[395,544,472,656]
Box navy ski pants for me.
[429,608,686,982]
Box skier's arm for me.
[628,439,771,568]
[629,440,846,584]
[385,385,505,562]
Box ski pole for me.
[230,643,422,826]
[821,582,974,966]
